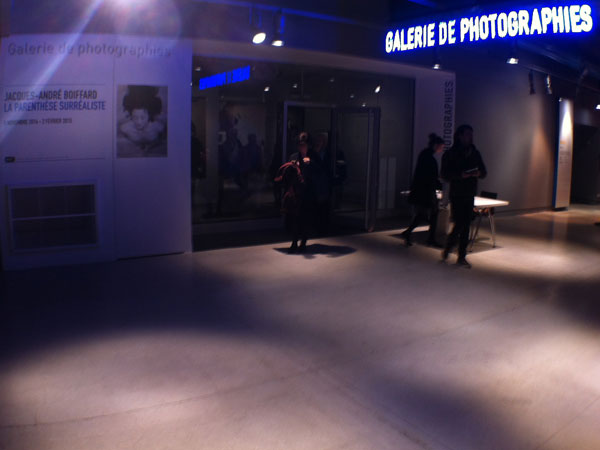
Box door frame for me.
[283,101,381,231]
[331,106,381,231]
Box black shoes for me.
[288,241,307,254]
[442,248,472,268]
[299,240,307,253]
[456,257,472,269]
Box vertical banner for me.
[413,73,455,166]
[553,98,574,209]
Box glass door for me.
[331,107,380,231]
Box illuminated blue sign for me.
[199,65,251,90]
[385,4,594,53]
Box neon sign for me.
[385,4,594,53]
[199,65,251,90]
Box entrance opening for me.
[190,58,414,250]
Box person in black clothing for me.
[275,136,317,253]
[401,133,445,247]
[441,124,487,268]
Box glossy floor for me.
[1,206,600,449]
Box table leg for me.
[489,212,496,247]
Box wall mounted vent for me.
[8,184,97,251]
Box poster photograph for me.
[116,84,168,158]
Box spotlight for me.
[194,66,202,72]
[271,34,284,47]
[361,102,367,107]
[545,74,552,95]
[350,93,355,99]
[507,57,519,65]
[252,29,266,44]
[529,70,535,95]
[292,83,298,89]
[264,86,270,92]
[271,11,284,47]
[432,63,442,70]
[250,9,266,44]
[596,104,600,110]
[374,85,381,93]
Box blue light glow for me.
[385,4,594,53]
[198,66,251,90]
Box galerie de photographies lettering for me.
[386,4,594,53]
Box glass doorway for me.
[283,102,381,232]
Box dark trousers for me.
[406,205,438,242]
[287,202,314,246]
[445,196,474,259]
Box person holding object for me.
[275,134,316,253]
[441,124,487,268]
[401,133,444,247]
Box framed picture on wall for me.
[116,85,168,158]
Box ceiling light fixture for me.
[252,29,266,44]
[374,85,381,93]
[596,104,600,110]
[264,86,270,92]
[271,11,284,47]
[250,8,266,44]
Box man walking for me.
[441,124,487,268]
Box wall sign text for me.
[385,4,594,53]
[198,66,251,90]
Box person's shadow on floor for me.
[274,243,356,259]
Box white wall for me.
[0,34,192,269]
[453,56,557,212]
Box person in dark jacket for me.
[441,124,487,268]
[275,136,317,253]
[401,133,445,247]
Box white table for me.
[471,196,510,249]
